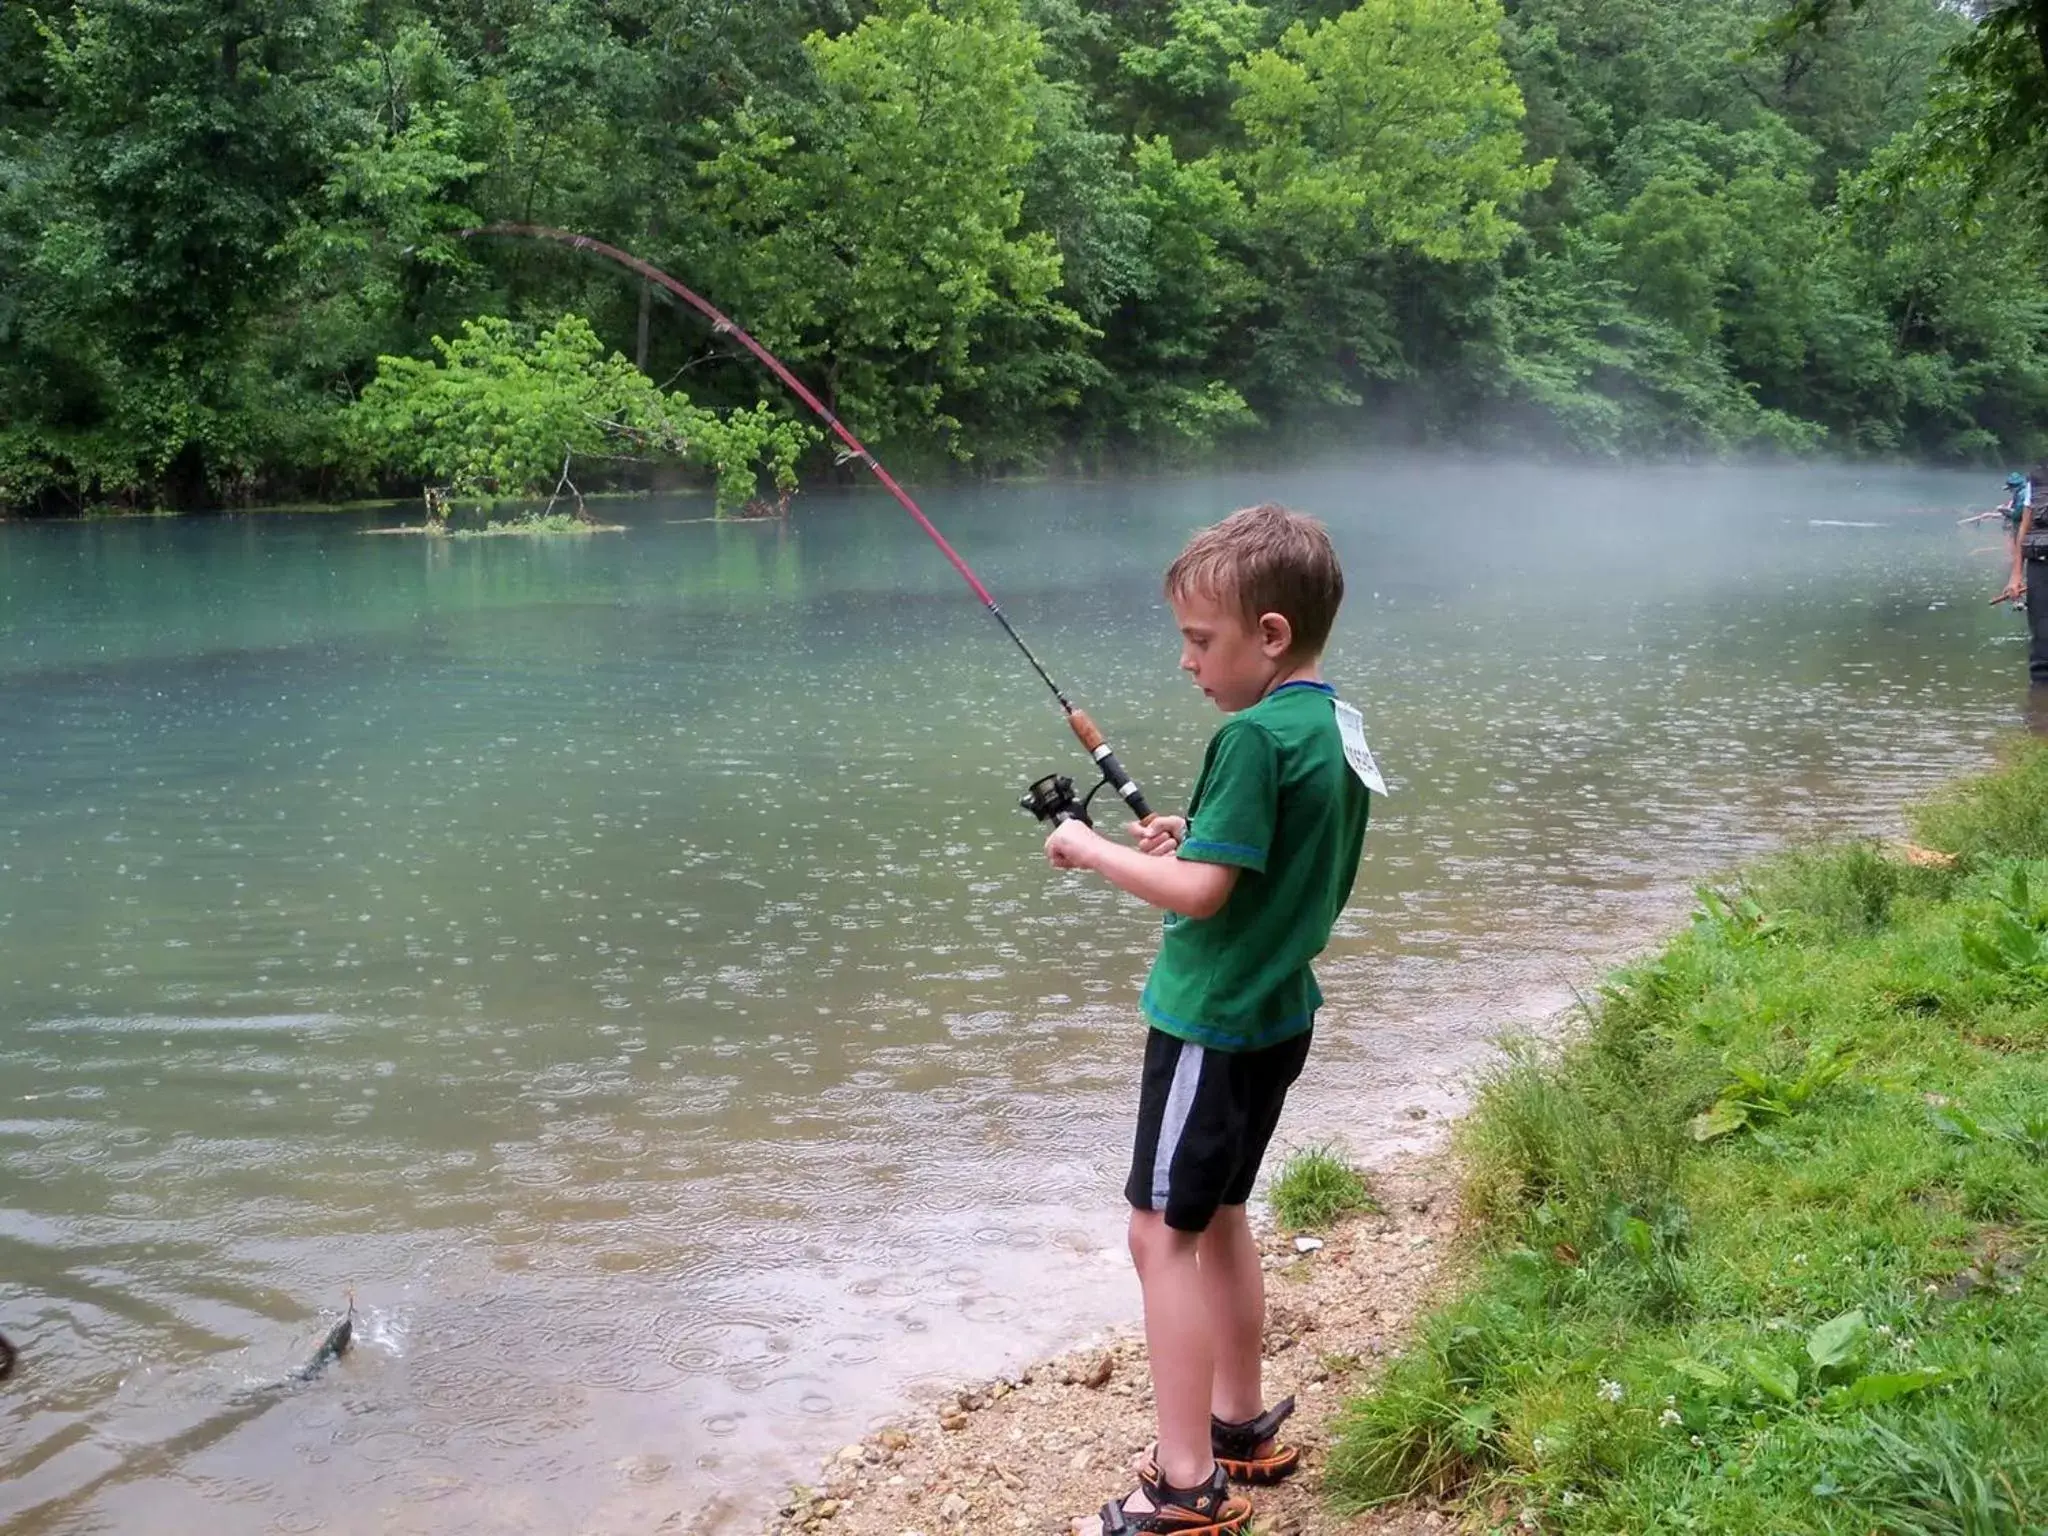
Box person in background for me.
[1995,478,2048,683]
[1963,472,2033,555]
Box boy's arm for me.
[1045,821,1238,919]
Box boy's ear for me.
[1257,611,1294,657]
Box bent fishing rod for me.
[462,223,1161,834]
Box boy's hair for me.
[1164,503,1344,655]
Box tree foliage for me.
[3,0,2046,511]
[348,314,815,510]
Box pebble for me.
[1294,1235,1325,1253]
[939,1493,971,1523]
[939,1411,968,1432]
[1068,1448,1093,1472]
[838,1446,866,1464]
[879,1429,911,1452]
[813,1501,841,1520]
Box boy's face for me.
[1170,586,1294,713]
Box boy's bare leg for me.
[1201,1204,1266,1426]
[1128,1210,1216,1488]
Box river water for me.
[0,460,2029,1533]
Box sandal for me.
[1212,1396,1300,1484]
[1094,1456,1251,1536]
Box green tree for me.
[0,0,361,505]
[684,0,1089,464]
[1221,0,1550,417]
[1232,0,1548,265]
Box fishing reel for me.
[1020,772,1101,828]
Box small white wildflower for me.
[1876,1324,1894,1339]
[1598,1378,1625,1404]
[1660,1407,1684,1428]
[1899,1337,1917,1353]
[1561,1490,1583,1509]
[1518,1508,1539,1530]
[1923,1282,1940,1296]
[1530,1435,1549,1460]
[1791,1253,1808,1266]
[1690,1434,1704,1448]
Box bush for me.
[349,314,815,512]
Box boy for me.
[1044,504,1374,1536]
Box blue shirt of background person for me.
[2005,471,2032,531]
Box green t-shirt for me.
[1139,680,1372,1052]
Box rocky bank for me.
[752,1157,1467,1536]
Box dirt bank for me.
[751,1157,1465,1536]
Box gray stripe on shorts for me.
[1149,1041,1206,1210]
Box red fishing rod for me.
[462,223,1162,834]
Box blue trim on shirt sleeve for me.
[1181,837,1267,870]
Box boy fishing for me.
[1043,504,1375,1536]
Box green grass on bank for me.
[1270,1144,1379,1231]
[1330,742,2048,1535]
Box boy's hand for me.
[1045,819,1106,871]
[1132,815,1186,856]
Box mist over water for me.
[0,459,2028,1533]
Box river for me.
[0,459,2028,1533]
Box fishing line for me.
[462,224,1162,829]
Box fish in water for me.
[290,1289,355,1384]
[0,1330,14,1381]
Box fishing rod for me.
[461,224,1162,835]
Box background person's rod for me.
[462,223,1161,827]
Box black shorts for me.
[1125,1026,1313,1233]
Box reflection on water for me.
[0,460,2030,1532]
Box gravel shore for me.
[756,1157,1467,1536]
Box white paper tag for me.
[1332,699,1387,796]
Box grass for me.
[1269,1143,1378,1231]
[1328,746,2048,1534]
[1912,739,2048,864]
